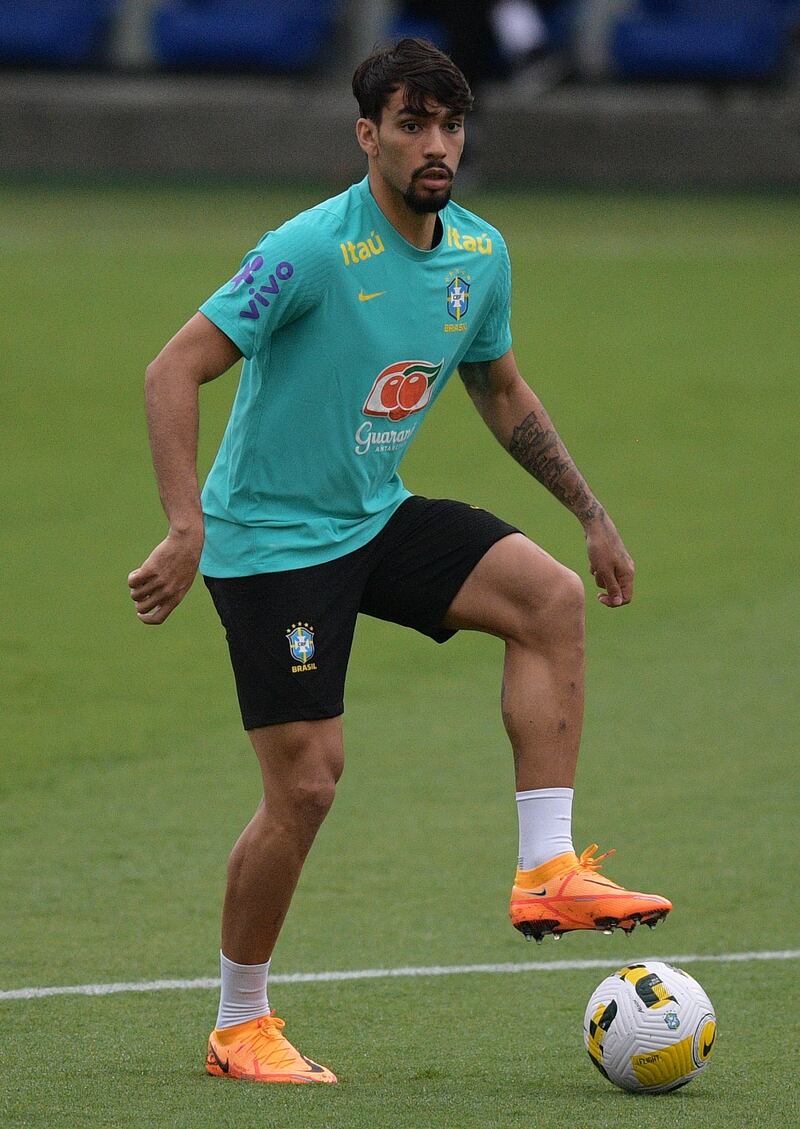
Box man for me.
[128,38,671,1085]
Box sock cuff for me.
[220,950,271,976]
[515,787,574,802]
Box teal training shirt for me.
[199,176,512,576]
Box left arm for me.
[459,348,634,607]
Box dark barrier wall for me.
[2,74,799,188]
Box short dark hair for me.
[352,38,473,123]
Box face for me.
[359,86,465,214]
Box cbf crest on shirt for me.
[198,176,512,577]
[446,275,470,322]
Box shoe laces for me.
[255,1010,286,1038]
[234,1011,297,1067]
[575,843,616,872]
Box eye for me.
[446,121,463,133]
[400,121,420,133]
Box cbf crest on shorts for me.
[286,622,316,669]
[446,276,470,321]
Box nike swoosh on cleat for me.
[518,888,549,897]
[207,1045,229,1073]
[358,290,386,302]
[301,1055,325,1073]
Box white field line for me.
[2,949,799,1003]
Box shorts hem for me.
[242,706,344,731]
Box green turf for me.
[1,185,798,1127]
[4,963,799,1129]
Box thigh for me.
[359,496,519,642]
[204,549,370,729]
[441,531,574,637]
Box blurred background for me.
[1,0,799,187]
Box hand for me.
[128,528,203,625]
[584,512,635,607]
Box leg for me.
[206,716,342,1084]
[222,716,344,964]
[442,532,671,941]
[442,532,585,790]
[202,561,363,1082]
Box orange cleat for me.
[205,1011,337,1084]
[510,844,672,943]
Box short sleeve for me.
[198,212,338,359]
[462,240,512,363]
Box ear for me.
[356,117,380,158]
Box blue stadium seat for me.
[772,0,800,28]
[612,1,787,81]
[387,2,581,59]
[0,1,118,66]
[540,0,582,53]
[153,1,340,72]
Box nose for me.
[423,126,448,160]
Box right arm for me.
[127,313,242,625]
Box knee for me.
[555,565,585,615]
[288,763,339,824]
[544,565,585,642]
[265,723,343,828]
[518,564,585,646]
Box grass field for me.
[1,183,798,1128]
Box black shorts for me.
[203,495,518,729]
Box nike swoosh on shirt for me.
[358,290,386,302]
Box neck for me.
[367,169,440,250]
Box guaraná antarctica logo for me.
[362,358,444,422]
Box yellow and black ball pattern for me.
[583,961,717,1094]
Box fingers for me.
[130,580,188,622]
[618,564,635,604]
[128,563,187,624]
[597,591,622,607]
[595,562,634,608]
[131,589,164,614]
[596,575,623,607]
[128,537,200,625]
[128,564,156,588]
[128,569,164,613]
[587,520,635,608]
[136,597,179,625]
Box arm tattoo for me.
[458,360,492,395]
[509,410,602,524]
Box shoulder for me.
[246,181,381,283]
[263,182,367,245]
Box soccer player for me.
[128,38,671,1084]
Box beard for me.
[402,164,454,214]
[402,182,453,214]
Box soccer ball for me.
[583,961,717,1094]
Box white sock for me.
[215,951,271,1030]
[516,787,575,871]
